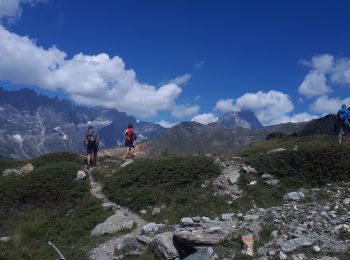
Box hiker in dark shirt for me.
[124,123,137,158]
[83,125,99,167]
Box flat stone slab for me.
[91,212,134,236]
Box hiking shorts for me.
[125,140,135,148]
[87,144,97,155]
[339,122,350,135]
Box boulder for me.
[117,236,142,256]
[136,235,153,245]
[243,214,260,221]
[181,217,194,226]
[221,213,234,221]
[76,170,87,180]
[19,163,34,175]
[154,232,179,260]
[202,216,210,223]
[227,170,240,184]
[142,223,164,234]
[283,191,305,201]
[174,224,234,246]
[267,148,286,154]
[279,251,287,260]
[2,168,19,176]
[91,212,134,236]
[184,247,218,260]
[280,236,313,253]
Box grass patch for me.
[0,153,112,260]
[103,156,225,223]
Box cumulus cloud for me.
[298,54,350,97]
[169,73,192,85]
[310,95,350,115]
[232,90,294,125]
[214,98,236,112]
[157,120,177,128]
[0,0,46,24]
[191,113,218,125]
[0,26,183,117]
[171,104,200,118]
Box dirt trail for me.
[88,169,148,260]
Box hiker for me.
[336,104,350,144]
[83,125,99,167]
[124,123,137,158]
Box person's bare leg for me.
[93,151,97,166]
[87,154,91,166]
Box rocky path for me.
[88,169,148,260]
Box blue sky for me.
[1,0,350,126]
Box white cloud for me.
[298,71,332,97]
[157,120,177,128]
[169,73,192,85]
[331,58,350,85]
[0,26,183,117]
[214,98,236,112]
[0,0,46,24]
[232,90,294,125]
[270,112,318,125]
[191,113,218,125]
[310,95,350,115]
[171,104,200,118]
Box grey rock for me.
[142,223,164,234]
[267,148,286,154]
[280,236,313,253]
[77,170,87,180]
[342,198,350,205]
[292,253,306,260]
[283,191,305,201]
[265,179,279,186]
[2,168,19,176]
[121,159,134,168]
[242,165,257,174]
[279,251,288,260]
[192,216,202,222]
[184,247,218,260]
[313,245,321,252]
[117,236,141,255]
[261,173,274,179]
[202,216,210,223]
[174,224,234,246]
[91,212,134,236]
[316,257,338,260]
[227,170,240,184]
[221,213,234,221]
[136,235,153,245]
[154,232,179,259]
[0,237,11,242]
[102,202,120,211]
[244,214,260,221]
[152,207,161,215]
[19,163,34,175]
[139,210,147,214]
[181,217,194,226]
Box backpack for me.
[126,128,136,141]
[86,131,97,144]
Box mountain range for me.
[0,88,334,159]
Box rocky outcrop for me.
[91,212,134,236]
[19,163,34,175]
[154,232,180,260]
[183,247,218,260]
[2,168,19,176]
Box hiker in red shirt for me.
[124,123,137,158]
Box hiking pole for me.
[48,240,66,260]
